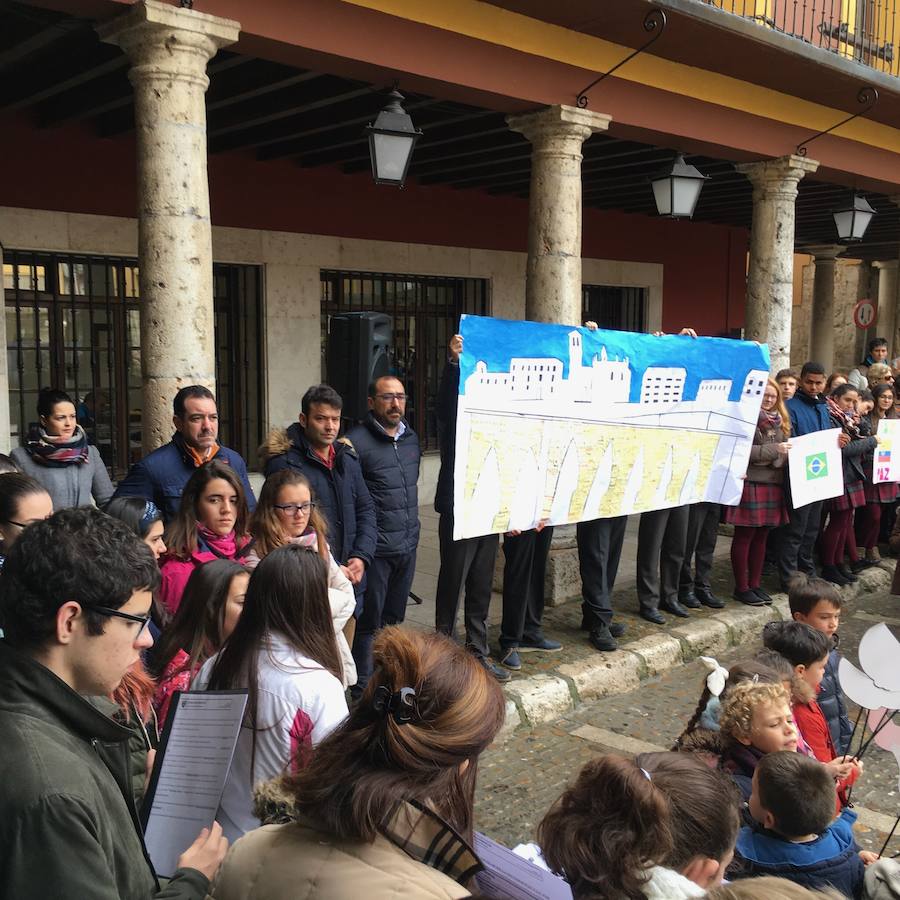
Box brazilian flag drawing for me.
[805,453,828,480]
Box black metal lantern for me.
[366,88,422,187]
[832,193,876,243]
[650,154,708,218]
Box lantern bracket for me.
[796,86,878,156]
[576,9,667,109]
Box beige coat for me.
[206,819,472,900]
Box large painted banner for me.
[452,315,771,540]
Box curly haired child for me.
[719,681,799,800]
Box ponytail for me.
[538,755,672,900]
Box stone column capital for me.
[99,0,239,83]
[735,154,819,201]
[507,104,611,148]
[804,244,844,263]
[874,259,900,271]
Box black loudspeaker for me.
[327,312,392,422]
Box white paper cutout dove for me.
[838,623,900,711]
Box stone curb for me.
[496,559,896,739]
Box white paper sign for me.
[474,833,573,900]
[787,428,844,509]
[142,690,247,879]
[873,419,900,484]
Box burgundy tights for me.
[731,525,770,592]
[856,503,882,551]
[821,509,852,566]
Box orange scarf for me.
[186,441,220,468]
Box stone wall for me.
[791,258,874,370]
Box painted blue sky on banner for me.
[459,314,770,404]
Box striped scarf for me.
[24,423,90,467]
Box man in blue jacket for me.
[260,384,377,608]
[779,362,848,589]
[114,385,256,521]
[346,376,421,695]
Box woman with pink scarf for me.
[159,460,253,616]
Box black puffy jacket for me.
[260,424,377,582]
[346,415,421,558]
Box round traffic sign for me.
[853,299,877,329]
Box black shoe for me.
[581,616,625,638]
[733,589,766,607]
[518,635,562,652]
[821,565,851,586]
[480,657,511,683]
[640,608,667,625]
[837,565,859,582]
[696,588,725,609]
[752,587,774,605]
[679,591,701,609]
[498,647,522,670]
[850,559,875,573]
[659,599,690,618]
[589,625,618,652]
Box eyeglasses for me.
[274,502,317,516]
[92,605,152,635]
[3,516,50,529]
[375,392,406,402]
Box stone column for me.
[0,242,10,453]
[873,260,898,354]
[99,1,239,452]
[807,245,842,369]
[507,105,611,326]
[735,154,819,373]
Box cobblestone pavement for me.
[475,586,900,856]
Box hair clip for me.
[640,767,652,782]
[140,500,160,526]
[372,685,418,725]
[699,656,729,698]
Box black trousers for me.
[679,502,720,594]
[434,513,499,659]
[576,516,626,629]
[636,506,689,613]
[778,499,823,584]
[499,526,553,649]
[351,551,416,692]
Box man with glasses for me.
[0,506,227,899]
[260,383,376,612]
[346,376,421,696]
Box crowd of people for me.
[0,331,898,899]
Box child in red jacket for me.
[762,621,862,808]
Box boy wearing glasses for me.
[0,507,226,899]
[346,376,421,696]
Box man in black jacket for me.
[434,334,509,683]
[346,376,421,695]
[0,507,227,899]
[260,384,377,608]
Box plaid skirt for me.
[865,480,899,504]
[829,480,867,512]
[725,481,788,528]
